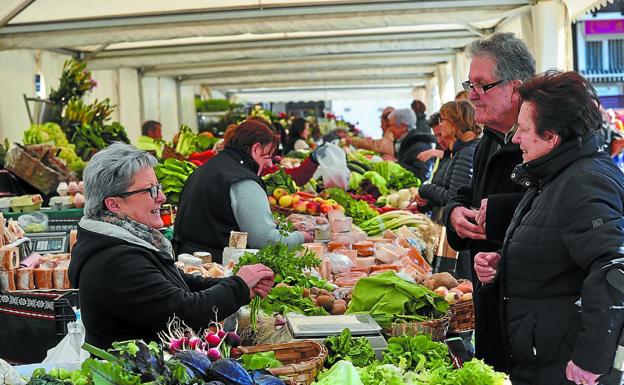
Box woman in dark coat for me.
[474,71,624,385]
[417,101,481,217]
[69,143,275,348]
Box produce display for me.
[324,329,375,368]
[0,95,506,385]
[23,123,86,173]
[346,271,449,328]
[154,158,197,204]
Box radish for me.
[206,333,221,347]
[169,338,183,352]
[217,330,227,339]
[224,332,241,347]
[207,348,221,361]
[188,336,201,349]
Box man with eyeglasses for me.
[346,106,396,157]
[442,32,535,372]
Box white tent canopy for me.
[0,0,614,142]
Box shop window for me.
[586,41,604,72]
[608,39,624,72]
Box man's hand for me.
[565,360,601,385]
[382,154,397,162]
[474,252,501,284]
[417,148,444,162]
[449,206,487,240]
[476,198,487,233]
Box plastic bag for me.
[42,318,89,364]
[315,143,350,190]
[326,252,353,274]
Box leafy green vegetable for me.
[452,359,507,385]
[348,172,363,191]
[382,335,452,372]
[346,271,448,327]
[325,188,378,226]
[155,158,197,204]
[263,169,298,196]
[23,123,86,173]
[240,351,283,370]
[324,329,375,368]
[372,161,421,191]
[357,363,405,385]
[285,150,311,160]
[312,360,363,385]
[174,124,215,156]
[361,171,389,195]
[260,285,328,316]
[234,242,321,286]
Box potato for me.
[434,286,449,297]
[423,279,437,291]
[445,291,460,304]
[460,292,473,302]
[430,272,458,289]
[316,295,335,311]
[331,302,347,315]
[449,288,464,296]
[457,281,473,294]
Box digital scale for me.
[286,314,387,360]
[25,231,69,254]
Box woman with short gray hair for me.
[69,142,275,348]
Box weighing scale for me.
[25,231,69,254]
[286,314,387,360]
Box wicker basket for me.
[4,145,67,195]
[448,299,475,332]
[387,310,452,341]
[233,340,327,385]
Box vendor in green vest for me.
[136,120,163,158]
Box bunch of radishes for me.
[159,317,241,362]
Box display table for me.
[0,289,78,364]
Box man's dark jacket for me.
[69,218,250,348]
[497,133,624,384]
[396,129,436,183]
[442,127,525,371]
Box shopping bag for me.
[315,142,350,190]
[42,319,89,364]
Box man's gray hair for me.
[83,142,158,218]
[390,108,417,130]
[468,32,536,82]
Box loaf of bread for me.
[15,268,34,290]
[34,268,54,289]
[0,245,19,271]
[0,270,15,291]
